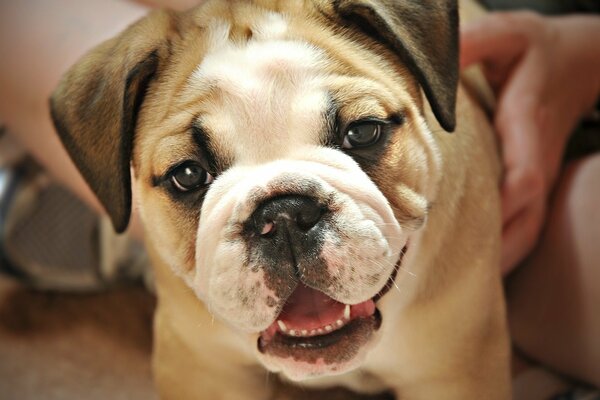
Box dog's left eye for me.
[342,121,383,149]
[169,162,214,192]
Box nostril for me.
[249,195,325,237]
[296,205,324,231]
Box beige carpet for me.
[0,275,394,400]
[0,273,581,400]
[0,276,157,400]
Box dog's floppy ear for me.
[50,10,178,232]
[331,0,459,132]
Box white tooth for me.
[336,319,344,327]
[310,330,316,336]
[317,329,324,334]
[277,320,287,332]
[289,329,296,336]
[325,325,333,332]
[301,330,308,336]
[344,304,351,320]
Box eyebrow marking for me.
[322,96,341,147]
[191,123,221,173]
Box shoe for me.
[0,128,151,292]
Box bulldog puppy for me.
[50,0,511,398]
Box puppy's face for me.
[51,0,458,381]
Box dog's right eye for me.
[169,162,214,192]
[342,121,383,149]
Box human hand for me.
[461,12,600,275]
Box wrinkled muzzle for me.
[193,151,405,333]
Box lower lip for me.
[258,309,382,364]
[257,245,407,363]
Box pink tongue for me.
[277,283,375,331]
[279,284,344,331]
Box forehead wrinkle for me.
[288,19,418,109]
[150,129,199,176]
[192,39,326,94]
[205,18,232,51]
[327,75,404,123]
[221,77,327,164]
[249,10,288,40]
[190,37,330,165]
[136,100,199,169]
[329,75,401,107]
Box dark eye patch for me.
[326,112,405,166]
[150,122,222,206]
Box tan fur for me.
[51,0,510,398]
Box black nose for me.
[250,195,324,238]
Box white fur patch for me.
[251,11,288,40]
[205,19,232,51]
[189,29,328,164]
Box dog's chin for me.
[255,247,407,381]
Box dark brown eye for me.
[170,162,214,192]
[342,121,383,149]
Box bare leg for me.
[507,153,600,386]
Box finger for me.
[501,200,545,275]
[496,48,548,273]
[460,13,528,69]
[495,50,548,223]
[497,107,543,224]
[502,157,545,223]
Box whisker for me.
[380,236,408,240]
[373,222,402,227]
[399,267,417,278]
[429,128,447,135]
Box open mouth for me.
[257,246,407,365]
